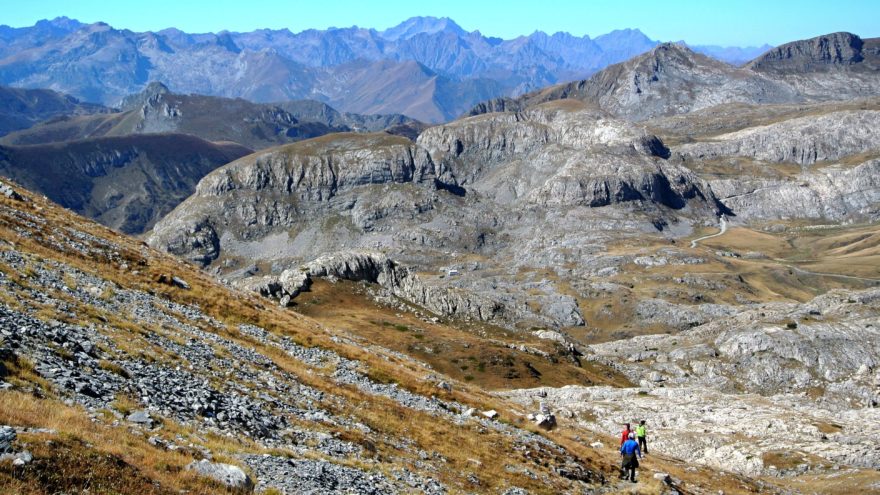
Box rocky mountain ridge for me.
[0,82,420,150]
[0,85,108,136]
[470,32,880,121]
[0,16,776,122]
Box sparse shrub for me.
[99,360,130,378]
[101,287,116,301]
[786,322,798,329]
[394,324,409,332]
[464,375,474,381]
[366,368,397,385]
[55,347,75,361]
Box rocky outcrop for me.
[712,159,880,221]
[587,287,880,405]
[418,101,717,211]
[747,32,879,73]
[148,132,453,267]
[196,133,438,200]
[678,110,880,166]
[465,97,523,117]
[151,101,720,329]
[163,220,221,266]
[253,251,504,322]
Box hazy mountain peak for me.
[36,16,84,32]
[686,42,774,66]
[595,27,651,42]
[380,16,467,40]
[215,31,241,53]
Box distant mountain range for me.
[0,16,773,122]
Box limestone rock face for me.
[747,32,872,72]
[678,110,880,166]
[711,159,880,221]
[163,220,220,267]
[259,251,504,322]
[150,102,718,328]
[417,101,716,211]
[196,133,438,200]
[588,287,880,404]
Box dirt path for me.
[690,215,728,248]
[779,263,880,284]
[690,215,878,283]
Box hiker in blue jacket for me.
[620,432,642,482]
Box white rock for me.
[653,472,671,482]
[187,459,254,491]
[481,410,498,419]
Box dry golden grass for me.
[0,391,235,494]
[293,280,630,390]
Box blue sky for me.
[4,0,879,46]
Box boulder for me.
[187,459,254,491]
[535,413,557,430]
[11,450,32,466]
[0,182,23,201]
[653,472,672,483]
[278,269,311,298]
[481,410,498,419]
[0,426,15,453]
[126,410,153,428]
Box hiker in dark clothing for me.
[620,432,642,482]
[636,420,648,454]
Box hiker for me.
[620,422,632,446]
[636,419,648,454]
[620,432,642,482]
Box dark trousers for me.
[620,454,638,481]
[638,435,647,453]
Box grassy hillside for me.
[0,180,779,493]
